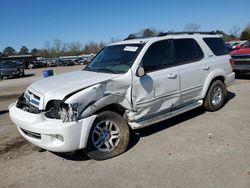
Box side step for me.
[128,100,203,129]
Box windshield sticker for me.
[124,46,138,52]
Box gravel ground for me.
[0,68,250,188]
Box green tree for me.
[240,31,250,40]
[142,28,158,37]
[240,23,250,40]
[3,46,16,56]
[184,23,201,31]
[31,48,38,55]
[19,46,29,55]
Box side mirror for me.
[136,66,146,77]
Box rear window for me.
[203,38,229,56]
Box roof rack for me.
[158,31,216,37]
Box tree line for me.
[1,22,250,58]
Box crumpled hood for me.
[29,70,120,105]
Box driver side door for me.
[132,39,181,121]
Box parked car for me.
[61,59,74,66]
[230,40,250,75]
[28,61,45,69]
[78,58,90,65]
[47,60,57,67]
[9,32,235,160]
[0,60,25,79]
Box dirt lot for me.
[0,67,250,188]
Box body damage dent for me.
[64,71,134,120]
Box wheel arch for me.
[201,70,226,99]
[79,94,131,119]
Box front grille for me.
[20,128,41,139]
[231,54,250,59]
[16,94,40,114]
[232,54,250,66]
[24,90,40,108]
[234,61,250,65]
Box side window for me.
[141,40,174,72]
[203,38,229,56]
[173,39,204,64]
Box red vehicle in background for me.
[230,40,250,76]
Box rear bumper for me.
[9,103,97,152]
[226,72,235,87]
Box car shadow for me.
[0,110,9,115]
[51,150,90,161]
[224,91,236,105]
[3,74,34,80]
[54,91,236,161]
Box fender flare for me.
[201,69,226,98]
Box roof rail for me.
[123,36,153,41]
[158,31,216,37]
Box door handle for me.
[167,73,177,79]
[202,66,210,70]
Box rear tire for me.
[204,80,226,112]
[85,111,130,160]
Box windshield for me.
[84,44,143,74]
[243,40,250,48]
[0,60,19,67]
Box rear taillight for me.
[229,58,235,68]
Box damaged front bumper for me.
[9,102,97,152]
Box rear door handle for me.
[202,66,210,70]
[167,73,177,79]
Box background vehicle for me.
[28,61,45,69]
[61,59,74,66]
[0,60,25,79]
[230,40,250,76]
[9,32,235,160]
[47,60,57,67]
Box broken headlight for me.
[45,100,79,123]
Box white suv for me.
[9,32,235,160]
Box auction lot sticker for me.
[124,46,138,52]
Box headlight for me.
[45,100,79,123]
[59,103,79,123]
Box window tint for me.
[203,38,229,56]
[173,39,204,64]
[142,40,174,72]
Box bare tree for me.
[68,42,82,55]
[44,41,51,53]
[229,25,241,37]
[184,23,201,32]
[53,38,62,53]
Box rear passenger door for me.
[173,38,208,104]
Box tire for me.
[85,111,130,160]
[204,80,226,112]
[19,70,25,77]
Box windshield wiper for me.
[83,66,119,74]
[95,67,119,74]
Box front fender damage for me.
[64,72,133,120]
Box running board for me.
[128,100,203,129]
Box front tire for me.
[85,111,130,160]
[204,80,226,112]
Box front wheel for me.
[85,111,130,160]
[204,80,226,112]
